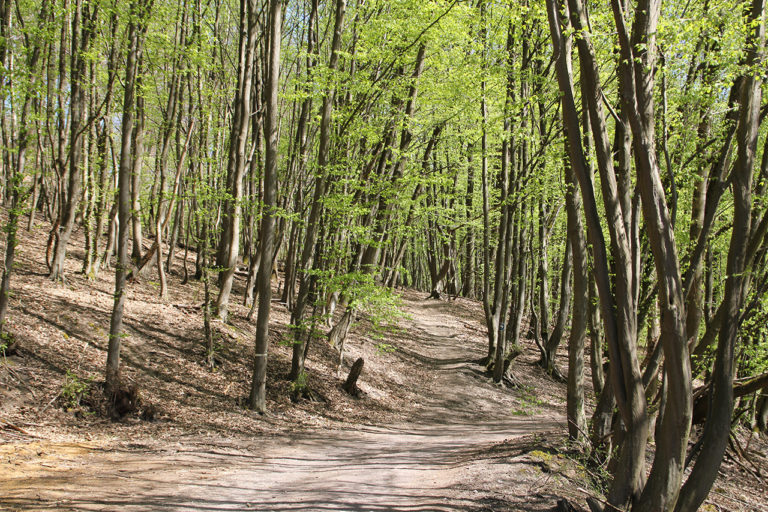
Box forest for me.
[1,0,768,510]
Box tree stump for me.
[107,383,140,419]
[342,358,364,396]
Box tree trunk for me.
[49,0,97,281]
[550,0,647,505]
[106,0,150,393]
[487,9,516,376]
[130,71,146,268]
[462,153,475,298]
[757,393,768,434]
[249,0,281,413]
[542,232,572,375]
[215,0,260,321]
[675,2,764,509]
[479,0,492,362]
[288,0,346,381]
[609,0,693,508]
[342,357,364,396]
[564,134,588,444]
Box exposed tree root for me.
[290,385,328,404]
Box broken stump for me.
[342,358,364,396]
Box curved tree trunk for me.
[608,0,693,508]
[675,2,764,510]
[550,0,647,505]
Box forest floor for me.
[1,216,767,511]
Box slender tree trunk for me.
[479,0,492,362]
[249,0,282,412]
[130,70,146,267]
[106,0,150,393]
[542,221,572,375]
[50,0,97,281]
[462,153,475,298]
[535,201,552,359]
[215,0,260,321]
[288,0,346,380]
[564,137,588,444]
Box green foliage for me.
[328,272,408,336]
[739,290,768,376]
[374,342,397,355]
[0,331,12,357]
[61,371,94,411]
[512,385,546,416]
[291,370,309,393]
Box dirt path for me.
[2,297,564,512]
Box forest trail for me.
[1,296,565,512]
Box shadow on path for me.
[2,296,564,512]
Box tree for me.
[249,0,282,412]
[288,0,346,381]
[49,0,99,282]
[106,0,153,394]
[676,1,765,509]
[214,0,261,321]
[0,0,52,330]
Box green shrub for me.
[62,370,93,410]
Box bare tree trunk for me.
[249,0,281,412]
[565,142,588,445]
[462,153,475,298]
[535,201,552,360]
[201,222,214,369]
[542,228,572,375]
[215,0,260,321]
[288,0,346,380]
[479,1,492,362]
[130,70,146,267]
[50,0,97,281]
[106,0,150,393]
